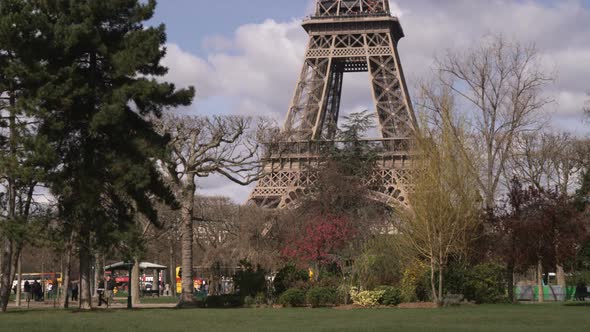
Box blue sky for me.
[148,0,590,202]
[150,1,311,56]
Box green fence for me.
[515,285,578,301]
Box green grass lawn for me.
[135,296,179,304]
[0,304,588,332]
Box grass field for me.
[0,304,589,332]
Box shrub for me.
[234,260,267,298]
[243,295,255,307]
[463,263,508,304]
[445,262,508,304]
[205,294,242,308]
[567,271,590,287]
[376,286,402,306]
[337,283,352,305]
[244,292,267,307]
[306,287,337,307]
[317,270,342,289]
[400,260,430,302]
[352,238,404,290]
[350,288,385,307]
[255,292,266,306]
[443,293,464,307]
[278,288,306,307]
[273,264,309,295]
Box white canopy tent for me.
[104,261,168,296]
[104,261,168,271]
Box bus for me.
[175,266,242,295]
[12,272,63,290]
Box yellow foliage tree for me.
[397,85,482,304]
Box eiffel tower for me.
[249,0,417,209]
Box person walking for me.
[97,278,108,307]
[106,276,116,306]
[71,283,78,302]
[23,281,32,308]
[32,280,41,301]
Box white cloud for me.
[389,1,406,17]
[160,0,590,202]
[201,35,234,52]
[161,43,215,99]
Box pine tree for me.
[0,0,55,313]
[32,0,194,309]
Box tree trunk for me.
[131,258,140,305]
[0,240,14,312]
[430,258,437,304]
[556,264,566,297]
[16,254,21,307]
[169,239,176,297]
[93,252,104,298]
[0,88,19,313]
[61,234,74,308]
[179,176,196,305]
[507,261,515,303]
[537,260,544,303]
[438,262,444,305]
[79,240,92,309]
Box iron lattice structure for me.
[249,0,417,209]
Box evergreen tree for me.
[33,0,194,309]
[330,110,379,178]
[0,0,54,313]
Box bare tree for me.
[399,86,482,304]
[509,132,583,193]
[508,131,586,289]
[154,114,275,305]
[435,35,554,209]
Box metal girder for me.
[315,0,390,17]
[248,1,417,210]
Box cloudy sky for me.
[149,0,590,203]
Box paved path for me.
[7,298,177,310]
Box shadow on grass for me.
[2,306,186,316]
[564,302,590,307]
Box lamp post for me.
[124,261,134,309]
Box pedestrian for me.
[52,279,59,299]
[23,281,32,308]
[32,280,42,301]
[106,275,116,305]
[47,282,53,299]
[97,278,108,307]
[164,283,170,296]
[71,283,78,302]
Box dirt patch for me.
[333,304,401,310]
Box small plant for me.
[205,295,242,308]
[376,286,402,306]
[306,287,337,308]
[350,288,385,307]
[400,261,430,302]
[337,283,351,305]
[243,295,255,307]
[443,293,464,307]
[273,264,310,295]
[255,292,267,306]
[234,260,267,298]
[278,288,306,307]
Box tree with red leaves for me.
[495,177,588,302]
[281,214,355,278]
